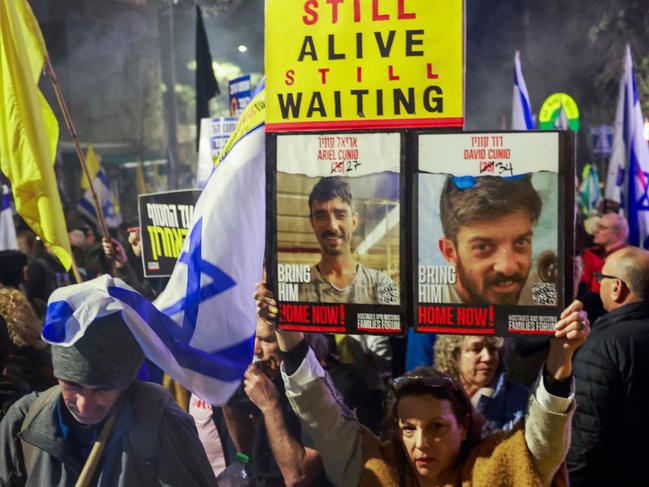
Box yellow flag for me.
[0,0,72,270]
[80,145,100,190]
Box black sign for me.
[138,189,201,278]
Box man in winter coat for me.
[0,284,216,486]
[567,246,649,487]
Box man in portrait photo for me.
[437,174,554,306]
[298,177,398,305]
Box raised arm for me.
[254,282,365,486]
[243,364,324,487]
[525,300,590,486]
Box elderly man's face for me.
[593,214,620,248]
[59,380,123,425]
[598,253,626,312]
[309,197,358,256]
[457,337,500,393]
[440,209,533,305]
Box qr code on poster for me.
[376,280,399,305]
[532,283,557,305]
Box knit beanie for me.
[51,311,144,390]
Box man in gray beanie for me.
[0,283,217,486]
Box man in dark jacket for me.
[0,284,216,486]
[567,246,649,487]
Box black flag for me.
[195,5,220,150]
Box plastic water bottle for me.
[216,452,249,487]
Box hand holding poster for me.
[415,131,574,336]
[138,190,201,277]
[269,132,405,334]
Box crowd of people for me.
[0,205,647,486]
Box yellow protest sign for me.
[265,0,464,132]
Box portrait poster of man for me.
[415,131,574,336]
[268,132,405,334]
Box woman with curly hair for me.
[0,288,55,391]
[434,335,528,437]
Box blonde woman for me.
[434,335,528,437]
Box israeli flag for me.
[605,45,649,248]
[78,168,122,229]
[152,110,265,403]
[0,184,18,251]
[511,51,535,130]
[44,97,265,403]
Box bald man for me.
[568,247,649,487]
[581,212,629,293]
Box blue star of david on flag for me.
[160,218,236,344]
[102,200,115,219]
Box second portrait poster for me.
[415,131,574,336]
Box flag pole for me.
[43,57,111,244]
[70,255,83,284]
